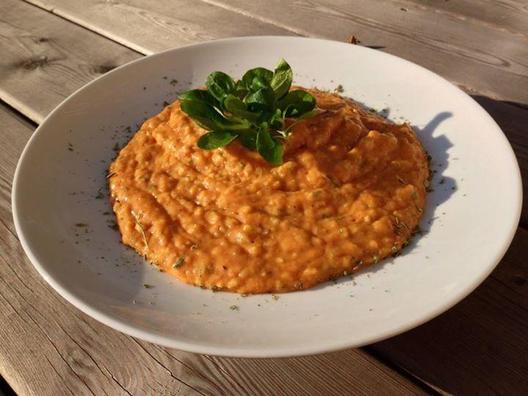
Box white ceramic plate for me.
[13,37,522,357]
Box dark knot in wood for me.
[93,64,117,74]
[17,56,49,70]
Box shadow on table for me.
[367,227,528,394]
[470,95,528,226]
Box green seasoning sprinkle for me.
[272,294,280,301]
[143,284,153,288]
[229,305,239,311]
[75,223,88,227]
[172,256,185,269]
[293,281,304,290]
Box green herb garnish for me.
[179,59,316,165]
[172,256,185,269]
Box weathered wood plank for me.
[206,350,428,396]
[405,0,528,37]
[195,0,528,104]
[25,0,295,54]
[139,341,428,396]
[1,1,528,394]
[24,0,528,102]
[371,227,528,395]
[0,102,426,396]
[0,0,141,123]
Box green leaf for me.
[180,99,251,132]
[256,124,284,165]
[223,95,259,121]
[197,131,238,150]
[239,131,258,150]
[297,109,318,120]
[278,90,316,117]
[234,80,249,100]
[245,88,275,112]
[269,108,284,130]
[180,99,221,130]
[241,67,273,92]
[206,71,235,105]
[270,59,293,100]
[179,89,218,106]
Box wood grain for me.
[406,0,528,37]
[0,0,141,123]
[0,108,424,394]
[1,0,528,394]
[196,0,528,104]
[25,0,295,54]
[24,0,528,102]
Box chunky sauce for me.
[109,90,429,293]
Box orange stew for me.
[109,89,429,293]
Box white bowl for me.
[12,36,522,357]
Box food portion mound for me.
[109,89,429,293]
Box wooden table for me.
[0,1,527,394]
